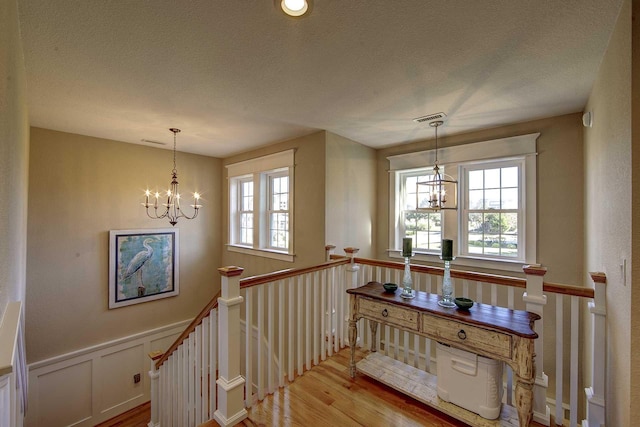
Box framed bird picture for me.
[108,228,179,309]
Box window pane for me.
[501,188,518,209]
[484,189,500,209]
[240,213,253,244]
[469,189,484,210]
[484,212,503,234]
[404,211,441,251]
[270,212,288,249]
[241,181,253,211]
[484,169,500,189]
[501,167,518,187]
[469,170,483,190]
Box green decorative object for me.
[454,297,474,310]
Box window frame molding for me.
[227,149,295,262]
[387,133,538,272]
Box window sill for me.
[227,244,295,262]
[387,250,532,274]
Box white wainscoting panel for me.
[25,320,190,427]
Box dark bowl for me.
[382,282,398,293]
[454,297,474,310]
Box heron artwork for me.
[121,237,155,297]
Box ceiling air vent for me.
[412,112,447,124]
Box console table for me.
[347,282,540,427]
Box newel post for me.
[147,351,163,427]
[584,272,606,427]
[214,266,248,426]
[343,248,360,348]
[325,244,336,261]
[522,264,550,425]
[343,247,360,289]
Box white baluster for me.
[288,277,295,380]
[257,285,265,400]
[210,308,218,414]
[244,289,253,407]
[555,294,563,424]
[305,274,312,369]
[278,280,285,387]
[297,276,304,375]
[570,296,578,427]
[201,317,209,421]
[313,272,319,366]
[195,325,202,425]
[320,269,327,361]
[268,281,275,394]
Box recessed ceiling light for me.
[281,0,308,17]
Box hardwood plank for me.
[95,401,150,427]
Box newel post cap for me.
[218,266,244,277]
[523,264,547,276]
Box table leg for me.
[348,319,357,378]
[369,321,378,352]
[515,375,534,427]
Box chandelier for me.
[143,128,202,226]
[416,121,458,211]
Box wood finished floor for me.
[234,349,467,427]
[100,348,545,426]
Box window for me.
[227,150,295,262]
[388,133,537,271]
[238,178,254,245]
[399,171,443,252]
[268,172,289,250]
[461,160,524,260]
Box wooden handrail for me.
[155,291,221,369]
[542,281,595,299]
[350,256,595,299]
[353,256,527,288]
[239,258,350,289]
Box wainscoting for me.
[25,320,190,427]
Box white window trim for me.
[227,149,295,262]
[387,133,538,273]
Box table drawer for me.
[359,298,419,332]
[421,315,511,359]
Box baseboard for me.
[25,319,190,427]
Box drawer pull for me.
[382,309,389,317]
[457,329,467,340]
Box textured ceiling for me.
[18,1,623,157]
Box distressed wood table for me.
[347,281,540,427]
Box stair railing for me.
[149,247,606,427]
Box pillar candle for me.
[441,239,453,261]
[402,237,412,258]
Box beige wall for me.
[26,128,222,363]
[631,0,640,421]
[325,132,377,258]
[376,113,584,284]
[221,131,327,277]
[585,1,633,425]
[0,0,29,318]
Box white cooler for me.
[436,342,503,419]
